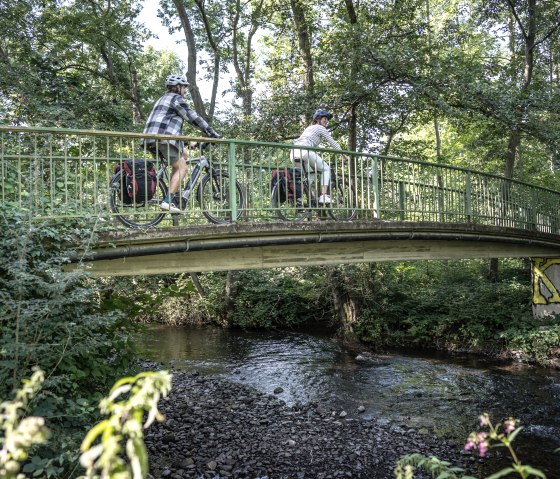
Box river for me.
[139,325,560,478]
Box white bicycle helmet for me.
[166,75,189,86]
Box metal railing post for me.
[398,181,405,221]
[530,188,537,231]
[465,172,472,222]
[228,141,238,222]
[372,157,379,219]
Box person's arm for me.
[174,97,222,138]
[318,125,342,150]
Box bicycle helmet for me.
[312,109,333,121]
[165,75,189,86]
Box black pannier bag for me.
[270,168,295,203]
[113,159,156,204]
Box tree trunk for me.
[290,0,314,94]
[345,0,359,152]
[231,0,262,116]
[173,0,207,118]
[348,103,358,152]
[328,268,358,340]
[504,0,536,179]
[223,271,239,327]
[130,68,143,125]
[190,273,205,297]
[193,0,222,122]
[488,258,499,282]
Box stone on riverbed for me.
[145,371,470,478]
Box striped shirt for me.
[293,124,342,151]
[142,92,219,149]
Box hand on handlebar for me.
[187,141,212,151]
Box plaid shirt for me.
[142,92,219,149]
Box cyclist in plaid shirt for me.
[143,75,221,213]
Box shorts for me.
[146,141,181,164]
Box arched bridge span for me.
[1,126,560,280]
[72,221,560,276]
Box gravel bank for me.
[145,369,473,479]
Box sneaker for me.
[160,200,182,213]
[318,194,331,204]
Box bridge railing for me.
[1,126,559,234]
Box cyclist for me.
[291,108,344,205]
[142,75,221,213]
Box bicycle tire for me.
[110,170,168,228]
[271,183,310,222]
[327,178,357,221]
[197,170,244,224]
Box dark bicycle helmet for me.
[166,75,189,86]
[312,108,333,121]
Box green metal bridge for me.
[2,126,560,276]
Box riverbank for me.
[145,367,474,479]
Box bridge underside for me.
[68,221,560,276]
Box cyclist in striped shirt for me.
[142,75,221,213]
[291,109,344,205]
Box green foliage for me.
[212,269,327,329]
[79,371,171,479]
[98,274,208,326]
[0,370,170,479]
[395,414,546,479]
[349,260,534,352]
[0,370,50,479]
[0,206,139,476]
[500,323,560,367]
[108,259,553,365]
[0,0,149,129]
[394,454,474,479]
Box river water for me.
[140,325,560,478]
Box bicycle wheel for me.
[197,170,244,224]
[328,178,357,221]
[110,171,168,228]
[271,183,310,222]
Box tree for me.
[0,0,149,129]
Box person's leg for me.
[305,151,331,201]
[159,143,186,212]
[291,150,305,206]
[168,151,188,195]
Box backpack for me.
[114,159,157,205]
[270,168,295,204]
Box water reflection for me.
[140,325,560,477]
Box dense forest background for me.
[2,0,560,368]
[2,0,560,186]
[2,2,560,475]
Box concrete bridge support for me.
[532,258,560,318]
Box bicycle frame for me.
[179,156,211,204]
[155,155,211,206]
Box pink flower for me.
[464,438,476,451]
[479,413,490,427]
[478,440,489,457]
[504,418,517,434]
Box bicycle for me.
[109,144,244,228]
[271,165,357,221]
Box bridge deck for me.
[3,127,560,275]
[70,221,560,276]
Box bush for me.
[0,207,139,476]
